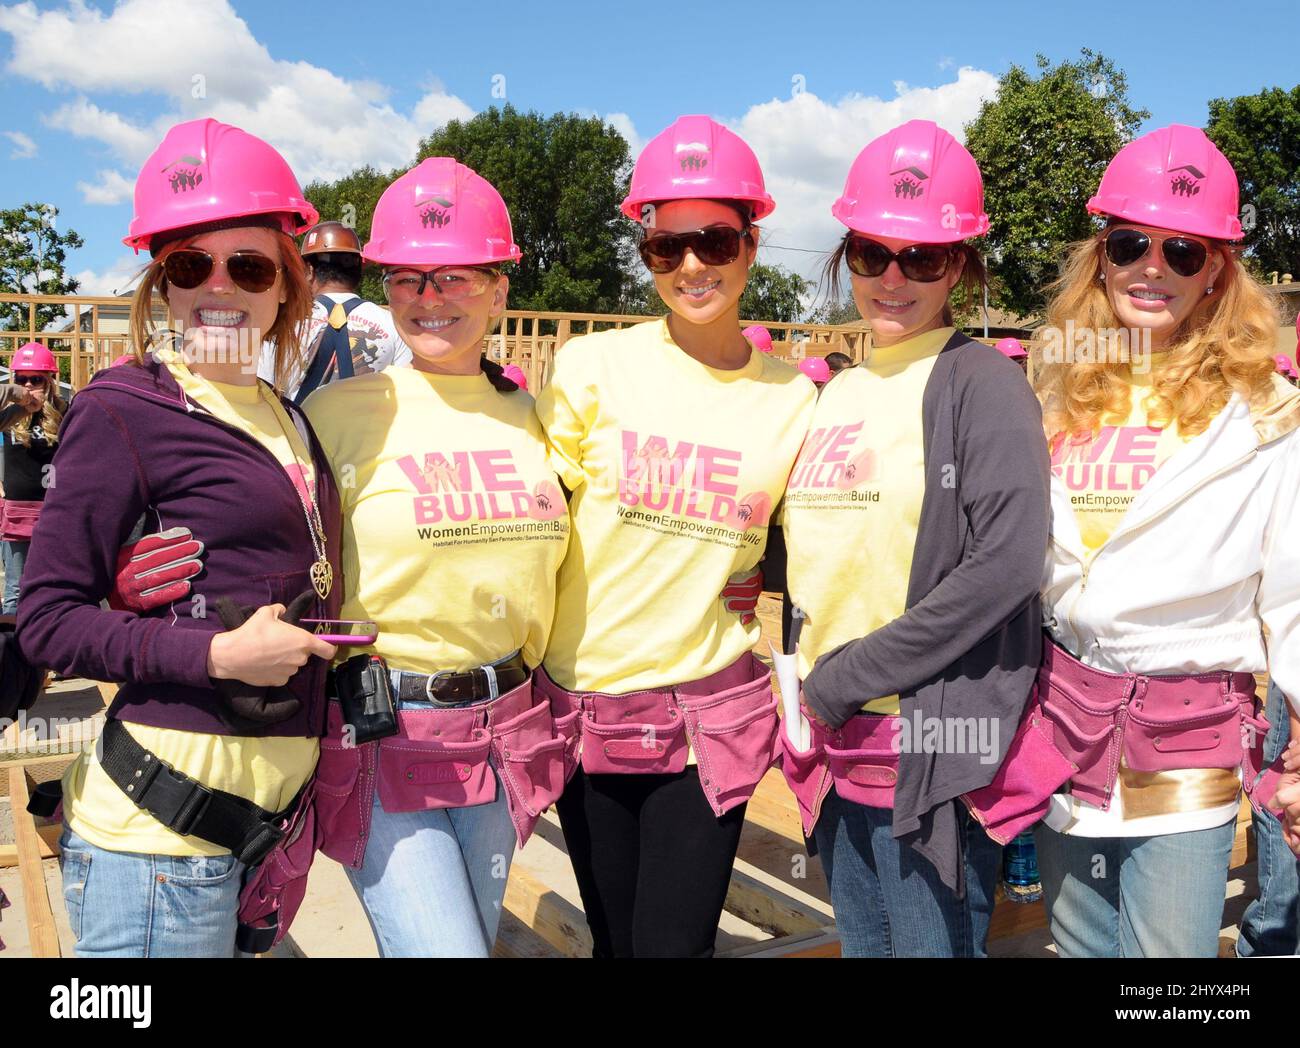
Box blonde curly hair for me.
[1035,229,1279,440]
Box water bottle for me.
[1002,830,1043,903]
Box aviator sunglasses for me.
[638,225,753,274]
[1102,227,1210,278]
[844,236,955,283]
[162,248,283,294]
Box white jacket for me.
[1042,376,1300,836]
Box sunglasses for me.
[638,225,752,274]
[1103,227,1210,278]
[13,374,48,387]
[844,237,954,283]
[162,249,283,294]
[383,267,498,303]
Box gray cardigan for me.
[801,332,1050,892]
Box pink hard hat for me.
[11,342,57,373]
[799,357,831,384]
[124,118,318,254]
[111,353,136,367]
[1087,125,1242,241]
[995,337,1027,360]
[620,115,775,224]
[832,120,989,244]
[502,364,528,391]
[742,325,773,353]
[364,157,521,268]
[1275,354,1298,380]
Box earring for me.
[1097,272,1106,283]
[1206,286,1214,295]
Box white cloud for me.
[4,129,36,158]
[0,0,474,185]
[72,253,146,298]
[604,113,643,158]
[77,169,135,206]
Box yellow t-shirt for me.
[65,350,321,856]
[784,327,951,715]
[1051,360,1190,557]
[304,367,568,673]
[536,318,816,693]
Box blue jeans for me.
[1,538,29,614]
[58,826,245,957]
[346,767,516,957]
[812,786,1002,957]
[1035,819,1235,957]
[1238,680,1299,956]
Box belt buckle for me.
[424,670,455,704]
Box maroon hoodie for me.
[17,357,342,737]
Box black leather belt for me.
[329,650,529,707]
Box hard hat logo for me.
[890,166,928,200]
[1169,166,1204,198]
[419,205,453,228]
[679,152,709,172]
[162,155,206,194]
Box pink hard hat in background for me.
[742,325,773,353]
[502,364,528,391]
[111,353,136,368]
[124,118,318,255]
[832,119,989,244]
[1087,125,1242,241]
[365,157,521,269]
[1274,354,1298,380]
[621,115,775,225]
[995,337,1027,360]
[10,342,57,373]
[799,356,831,385]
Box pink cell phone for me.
[300,619,378,645]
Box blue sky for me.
[1,0,1296,293]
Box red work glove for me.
[721,565,763,625]
[109,527,205,612]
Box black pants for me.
[556,766,746,957]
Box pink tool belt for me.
[313,673,573,867]
[533,651,781,818]
[1036,635,1268,813]
[777,693,1075,844]
[0,499,41,541]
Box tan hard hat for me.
[301,220,362,256]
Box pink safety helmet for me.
[832,120,989,244]
[995,336,1027,360]
[799,356,831,384]
[502,364,528,391]
[364,158,521,268]
[1275,354,1298,380]
[742,324,773,353]
[1087,125,1242,241]
[124,118,318,255]
[11,342,57,373]
[620,115,775,225]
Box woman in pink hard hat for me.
[301,158,571,956]
[1034,125,1300,957]
[17,118,342,957]
[534,115,816,957]
[776,120,1057,957]
[0,343,65,614]
[996,336,1029,373]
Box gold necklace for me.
[264,390,333,600]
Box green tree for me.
[302,166,395,303]
[0,204,85,331]
[964,50,1149,317]
[1206,86,1300,277]
[417,105,634,313]
[739,263,810,323]
[807,293,861,326]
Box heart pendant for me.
[310,559,333,600]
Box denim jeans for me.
[1,538,29,614]
[58,826,245,957]
[346,764,517,957]
[1237,680,1299,956]
[812,786,1002,957]
[1035,819,1236,957]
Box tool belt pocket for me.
[490,681,567,825]
[824,714,901,809]
[778,720,832,837]
[1123,699,1244,774]
[375,708,495,813]
[315,702,374,869]
[580,691,689,775]
[534,667,583,784]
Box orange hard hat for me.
[301,220,362,256]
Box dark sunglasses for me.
[1103,227,1209,278]
[638,225,752,274]
[844,237,954,283]
[162,248,283,293]
[13,374,48,387]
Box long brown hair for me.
[820,235,987,326]
[127,228,314,391]
[1036,230,1279,440]
[7,375,66,446]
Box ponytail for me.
[481,356,519,394]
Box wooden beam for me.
[7,768,61,957]
[743,769,806,844]
[501,865,592,958]
[724,866,828,938]
[0,822,60,868]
